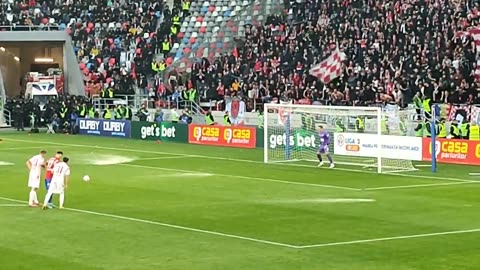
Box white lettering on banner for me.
[79,120,100,130]
[333,133,423,161]
[268,133,316,149]
[103,121,125,132]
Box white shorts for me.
[48,181,64,194]
[28,174,41,188]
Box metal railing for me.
[91,94,151,111]
[0,25,62,31]
[2,109,12,127]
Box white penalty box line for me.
[0,196,297,249]
[3,138,479,191]
[2,195,480,250]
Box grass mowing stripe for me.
[4,137,475,184]
[119,163,361,191]
[298,228,480,249]
[0,196,299,249]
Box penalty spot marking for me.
[0,196,297,249]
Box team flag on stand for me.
[456,26,480,81]
[309,48,346,84]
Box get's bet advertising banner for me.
[188,124,256,148]
[77,119,131,138]
[421,138,480,165]
[131,121,188,142]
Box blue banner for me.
[77,119,131,138]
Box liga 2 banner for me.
[77,119,131,138]
[333,133,423,161]
[422,138,480,166]
[188,124,256,148]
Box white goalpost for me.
[263,103,418,173]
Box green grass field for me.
[1,133,480,269]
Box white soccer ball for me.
[83,175,91,182]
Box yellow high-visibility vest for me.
[470,126,480,141]
[162,42,170,51]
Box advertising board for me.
[77,119,131,138]
[422,138,480,165]
[334,133,423,161]
[188,124,256,148]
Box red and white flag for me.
[456,26,480,81]
[309,48,346,84]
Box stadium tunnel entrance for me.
[0,41,63,97]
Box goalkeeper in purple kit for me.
[317,126,335,168]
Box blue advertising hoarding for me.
[77,119,131,138]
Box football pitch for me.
[1,133,480,269]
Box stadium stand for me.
[171,0,480,112]
[0,0,169,98]
[1,0,479,114]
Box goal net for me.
[263,103,418,173]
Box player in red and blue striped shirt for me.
[44,151,63,208]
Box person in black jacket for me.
[13,104,25,131]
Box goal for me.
[263,103,417,173]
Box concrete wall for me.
[0,49,21,97]
[0,31,85,97]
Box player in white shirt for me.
[42,157,70,210]
[26,150,47,207]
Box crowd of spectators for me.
[1,0,480,110]
[180,0,480,110]
[0,0,192,98]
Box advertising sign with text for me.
[188,125,256,148]
[422,138,480,165]
[334,133,422,161]
[77,119,131,138]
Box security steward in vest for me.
[124,106,132,120]
[335,118,345,132]
[162,38,171,58]
[182,0,190,16]
[422,96,432,120]
[115,105,124,120]
[172,13,181,26]
[460,120,470,139]
[78,103,87,118]
[158,60,166,73]
[205,110,215,125]
[437,118,447,138]
[103,106,112,120]
[151,60,159,74]
[414,120,425,137]
[223,111,231,126]
[88,106,96,119]
[449,120,461,139]
[355,116,365,133]
[258,111,264,128]
[470,124,480,141]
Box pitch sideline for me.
[3,138,478,190]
